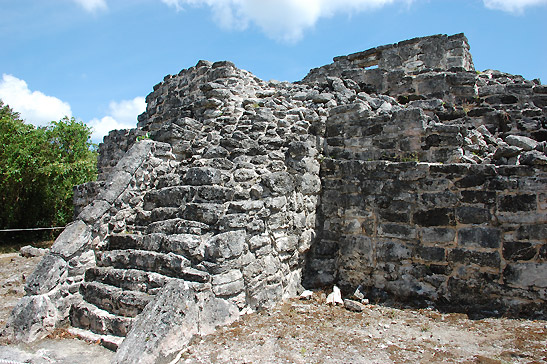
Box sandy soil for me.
[0,251,546,364]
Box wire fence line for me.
[0,226,66,233]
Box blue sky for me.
[0,0,546,143]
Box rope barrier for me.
[0,226,65,232]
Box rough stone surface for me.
[7,32,547,361]
[4,295,58,343]
[112,281,239,364]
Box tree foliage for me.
[0,100,97,229]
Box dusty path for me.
[0,251,546,364]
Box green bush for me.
[0,100,97,230]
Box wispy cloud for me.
[0,74,72,126]
[89,97,146,143]
[483,0,547,13]
[72,0,108,13]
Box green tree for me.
[0,100,97,230]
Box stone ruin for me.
[3,33,546,363]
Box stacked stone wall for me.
[309,159,546,316]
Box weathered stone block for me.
[504,263,547,288]
[114,140,153,174]
[204,230,246,261]
[456,206,492,224]
[420,192,459,208]
[106,233,146,251]
[420,227,456,244]
[503,242,537,261]
[112,282,239,364]
[416,246,446,262]
[377,223,416,239]
[461,190,496,204]
[448,248,500,268]
[197,186,235,201]
[261,172,295,195]
[182,203,224,225]
[299,172,322,195]
[50,220,92,260]
[376,240,411,261]
[184,167,224,186]
[164,234,203,260]
[498,194,537,212]
[100,171,133,203]
[413,208,455,226]
[97,250,190,278]
[143,186,191,209]
[458,227,500,249]
[4,295,59,343]
[77,199,111,223]
[25,254,68,295]
[379,209,410,223]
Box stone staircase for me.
[69,232,209,349]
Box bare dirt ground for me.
[0,252,42,330]
[0,251,114,364]
[178,297,547,364]
[0,251,546,364]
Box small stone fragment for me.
[300,290,314,300]
[353,287,365,301]
[343,299,366,312]
[326,286,343,306]
[19,246,49,258]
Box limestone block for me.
[344,299,366,312]
[77,199,111,224]
[112,281,239,364]
[504,263,547,288]
[24,254,68,296]
[261,172,295,196]
[506,135,538,151]
[50,220,92,260]
[114,140,153,174]
[448,249,501,268]
[4,294,59,343]
[184,167,224,186]
[19,245,49,258]
[520,150,547,165]
[204,230,246,262]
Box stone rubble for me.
[3,33,546,363]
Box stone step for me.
[85,267,173,294]
[96,249,190,278]
[80,281,152,318]
[70,300,133,337]
[104,232,203,260]
[67,327,124,351]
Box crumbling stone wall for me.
[4,33,546,363]
[303,43,546,316]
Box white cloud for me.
[0,74,72,126]
[72,0,108,12]
[483,0,547,13]
[161,0,406,42]
[89,97,146,143]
